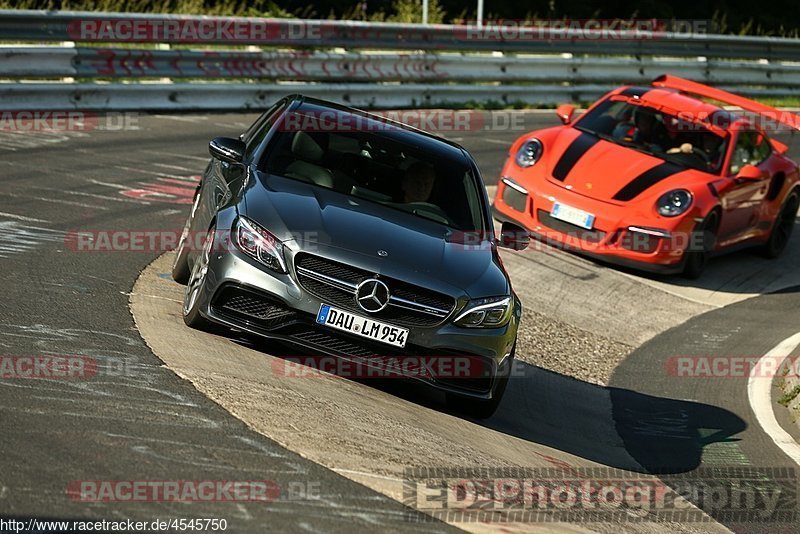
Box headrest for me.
[292,131,326,162]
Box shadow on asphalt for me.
[234,333,746,476]
[487,363,747,475]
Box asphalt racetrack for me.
[2,111,800,533]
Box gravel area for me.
[515,307,633,386]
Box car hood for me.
[241,173,510,299]
[543,129,694,205]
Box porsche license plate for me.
[316,304,408,348]
[551,202,595,230]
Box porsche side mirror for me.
[209,137,245,164]
[735,164,763,181]
[771,138,789,155]
[499,221,530,251]
[556,104,575,125]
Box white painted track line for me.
[748,331,800,466]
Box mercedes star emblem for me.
[355,278,391,313]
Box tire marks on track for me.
[0,221,64,259]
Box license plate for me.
[316,304,408,348]
[551,202,595,230]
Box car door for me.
[716,130,772,244]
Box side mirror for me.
[771,138,789,155]
[555,104,575,125]
[735,164,763,181]
[499,221,530,251]
[209,137,245,164]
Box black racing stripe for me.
[619,86,650,98]
[613,161,684,201]
[552,133,600,182]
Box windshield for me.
[574,98,729,174]
[260,122,486,232]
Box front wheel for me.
[183,225,214,330]
[682,211,718,279]
[172,186,202,285]
[761,193,799,259]
[446,348,514,420]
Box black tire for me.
[182,225,214,330]
[446,348,513,420]
[760,193,799,259]
[682,211,718,279]
[172,186,201,285]
[172,233,192,285]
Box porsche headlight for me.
[454,296,513,328]
[656,189,693,217]
[234,217,286,273]
[515,139,543,168]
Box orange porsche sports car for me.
[493,75,800,277]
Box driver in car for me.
[666,132,725,170]
[701,133,724,168]
[401,162,436,203]
[614,108,670,151]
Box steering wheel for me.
[667,143,711,164]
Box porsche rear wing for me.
[651,74,800,131]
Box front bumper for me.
[194,247,518,399]
[494,175,698,274]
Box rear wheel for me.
[682,211,718,279]
[183,225,214,330]
[446,347,513,420]
[761,192,799,259]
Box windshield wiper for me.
[411,209,451,227]
[575,127,612,143]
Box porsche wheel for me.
[183,225,214,329]
[683,211,718,279]
[761,192,799,259]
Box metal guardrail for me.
[4,47,800,86]
[2,10,800,110]
[5,82,797,111]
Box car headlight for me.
[454,296,513,328]
[234,217,286,273]
[515,139,543,168]
[656,189,693,217]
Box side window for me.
[754,132,772,162]
[729,131,771,175]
